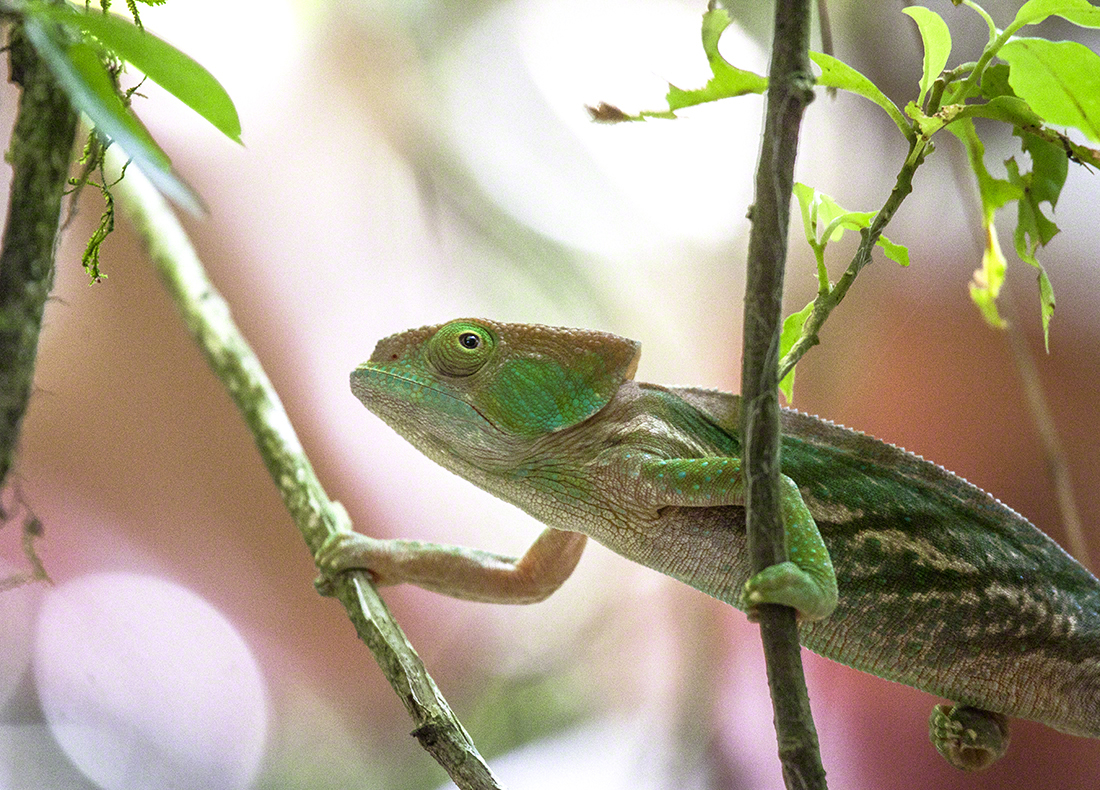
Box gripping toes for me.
[315,532,385,580]
[740,561,838,622]
[929,704,1010,771]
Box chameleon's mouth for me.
[351,364,500,432]
[352,364,454,403]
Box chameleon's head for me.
[351,318,640,465]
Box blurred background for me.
[2,0,1100,787]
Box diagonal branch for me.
[108,147,502,790]
[740,1,828,788]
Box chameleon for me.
[316,318,1100,771]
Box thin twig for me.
[108,146,502,790]
[1010,318,1091,568]
[777,141,923,383]
[946,138,1090,571]
[740,1,827,788]
[1003,286,1091,569]
[815,0,836,98]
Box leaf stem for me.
[108,147,503,790]
[778,141,922,383]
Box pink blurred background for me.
[2,0,1100,788]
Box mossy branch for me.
[0,22,79,490]
[740,1,828,787]
[108,147,502,790]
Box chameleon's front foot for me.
[929,703,1010,771]
[737,475,838,622]
[740,560,838,622]
[314,532,387,595]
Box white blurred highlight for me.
[439,0,766,254]
[34,573,268,790]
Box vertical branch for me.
[740,2,827,789]
[0,23,78,489]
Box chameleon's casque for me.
[327,318,1100,768]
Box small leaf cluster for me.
[778,184,910,401]
[592,0,1100,398]
[902,0,1099,348]
[17,1,242,280]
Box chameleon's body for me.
[319,319,1100,768]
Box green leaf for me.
[1009,173,1056,349]
[1006,131,1065,349]
[950,120,1023,218]
[779,301,814,403]
[902,6,951,109]
[28,2,242,143]
[665,8,767,112]
[23,17,201,213]
[944,95,1044,128]
[970,221,1008,329]
[1035,266,1056,350]
[809,51,914,143]
[793,182,819,248]
[876,235,910,267]
[999,38,1100,142]
[811,190,864,242]
[980,63,1014,100]
[952,120,1017,330]
[793,182,910,267]
[1006,155,1058,250]
[817,195,908,264]
[1009,0,1100,31]
[1020,129,1068,215]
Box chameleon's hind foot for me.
[929,703,1010,771]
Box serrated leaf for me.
[902,6,951,109]
[1009,0,1100,31]
[23,17,201,213]
[810,51,914,143]
[28,2,242,143]
[665,8,767,112]
[1020,129,1068,211]
[1000,38,1100,142]
[1008,154,1059,246]
[779,301,814,403]
[1006,131,1063,349]
[1010,191,1056,349]
[952,119,1058,338]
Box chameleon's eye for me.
[428,321,495,377]
[458,332,480,350]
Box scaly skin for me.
[318,318,1100,769]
